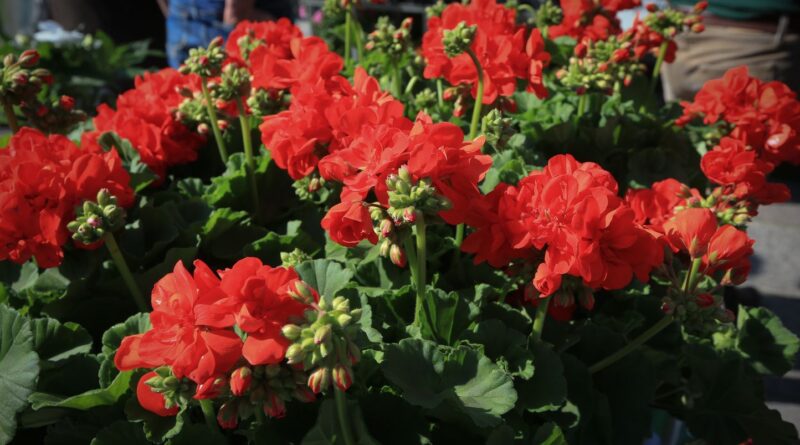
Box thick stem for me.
[436,78,444,108]
[403,236,418,284]
[2,97,19,134]
[454,223,465,247]
[589,314,675,374]
[683,257,703,296]
[199,399,221,434]
[344,8,352,70]
[413,215,427,328]
[103,232,147,312]
[464,48,484,140]
[651,41,668,92]
[576,93,588,120]
[235,99,261,220]
[392,63,402,98]
[404,76,419,96]
[200,79,229,164]
[334,386,356,445]
[531,297,550,342]
[350,9,363,64]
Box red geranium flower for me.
[115,260,242,384]
[321,200,379,248]
[225,19,303,60]
[0,128,134,268]
[663,207,718,258]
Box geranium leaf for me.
[90,420,148,445]
[0,306,40,445]
[295,259,353,304]
[97,131,157,192]
[99,313,151,387]
[30,317,92,364]
[532,422,567,445]
[302,399,379,445]
[28,370,132,410]
[735,306,799,376]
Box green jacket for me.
[670,0,800,20]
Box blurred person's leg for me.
[662,16,800,101]
[167,0,231,68]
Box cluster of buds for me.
[442,21,477,58]
[525,274,595,315]
[283,289,362,394]
[0,50,52,104]
[642,1,707,36]
[385,166,450,224]
[218,364,315,428]
[142,367,195,411]
[179,36,225,78]
[532,0,563,31]
[247,88,286,119]
[212,62,252,105]
[412,88,437,114]
[21,94,86,134]
[365,17,414,58]
[557,36,646,94]
[234,31,267,60]
[67,189,126,245]
[675,189,753,228]
[481,109,515,150]
[443,83,474,117]
[661,288,734,336]
[425,0,446,18]
[176,91,215,133]
[292,173,329,202]
[280,248,313,268]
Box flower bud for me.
[332,365,353,391]
[217,401,238,429]
[308,368,330,393]
[59,95,75,111]
[379,219,393,238]
[230,366,252,396]
[290,280,316,305]
[314,324,332,345]
[282,324,302,340]
[389,243,406,267]
[263,392,286,418]
[293,386,317,403]
[18,49,40,67]
[336,313,353,327]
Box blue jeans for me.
[166,0,232,68]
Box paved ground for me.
[745,201,800,429]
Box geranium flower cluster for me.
[115,258,362,425]
[421,0,551,104]
[462,154,663,298]
[82,68,206,180]
[0,128,134,267]
[548,0,641,42]
[679,66,798,207]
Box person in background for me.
[661,0,800,100]
[160,0,296,68]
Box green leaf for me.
[28,370,132,410]
[735,306,800,376]
[420,288,471,345]
[462,319,534,379]
[515,342,566,412]
[99,313,150,386]
[91,420,149,445]
[30,317,92,363]
[532,422,567,445]
[97,132,158,191]
[124,398,188,442]
[0,305,40,445]
[295,259,354,304]
[167,423,227,445]
[382,338,517,428]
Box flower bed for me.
[0,1,798,444]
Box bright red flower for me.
[216,258,309,366]
[0,128,134,268]
[549,0,636,42]
[663,207,718,258]
[704,224,754,275]
[115,260,242,384]
[625,178,694,231]
[85,68,205,180]
[136,371,179,417]
[321,200,379,248]
[250,36,343,92]
[225,19,303,60]
[421,0,550,103]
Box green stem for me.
[413,214,428,328]
[334,386,356,445]
[532,297,550,342]
[235,99,261,220]
[350,9,363,64]
[436,78,444,108]
[344,8,352,70]
[576,93,588,120]
[683,257,703,296]
[103,232,147,312]
[589,314,675,374]
[404,76,419,96]
[454,223,465,248]
[2,97,19,133]
[651,41,668,92]
[200,78,229,164]
[392,63,402,98]
[464,48,484,140]
[199,399,220,434]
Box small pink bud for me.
[229,366,252,396]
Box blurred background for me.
[0,0,797,434]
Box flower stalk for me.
[334,386,356,445]
[103,232,147,312]
[532,297,550,342]
[235,98,261,219]
[2,97,19,133]
[464,47,485,140]
[344,7,352,70]
[650,41,669,92]
[413,214,428,328]
[589,314,674,374]
[200,78,229,164]
[198,399,221,434]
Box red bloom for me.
[250,36,343,92]
[216,258,309,366]
[421,0,550,103]
[321,201,379,248]
[136,371,179,417]
[115,260,242,384]
[704,224,754,275]
[549,0,635,42]
[625,178,694,231]
[225,19,303,60]
[85,68,206,179]
[0,128,134,268]
[663,207,718,258]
